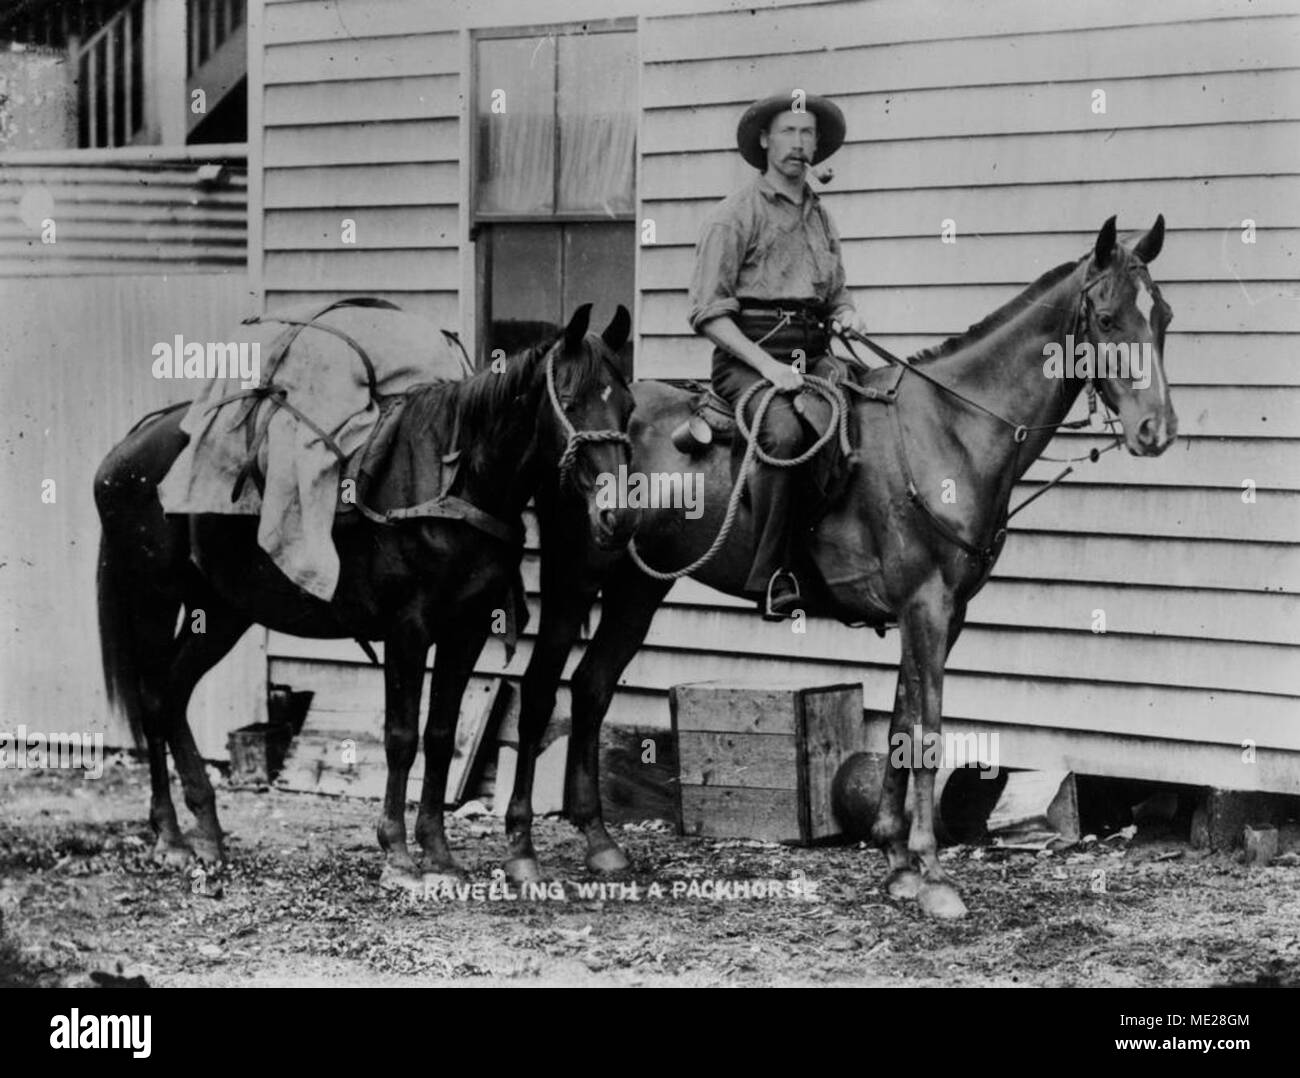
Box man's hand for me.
[764,360,804,391]
[832,310,868,338]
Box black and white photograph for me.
[0,0,1297,1021]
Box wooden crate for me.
[669,681,869,844]
[227,723,292,787]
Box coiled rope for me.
[627,374,850,581]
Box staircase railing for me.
[70,0,246,149]
[73,0,145,148]
[188,0,245,78]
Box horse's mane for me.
[910,258,1082,365]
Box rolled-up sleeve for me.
[688,219,745,332]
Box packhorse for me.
[510,216,1178,917]
[95,304,635,891]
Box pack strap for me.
[352,490,522,547]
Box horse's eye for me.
[1097,312,1114,331]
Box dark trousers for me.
[711,347,838,593]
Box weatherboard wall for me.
[255,0,1300,791]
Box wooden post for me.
[144,0,187,145]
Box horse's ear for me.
[1133,214,1165,264]
[1094,215,1118,268]
[601,305,631,352]
[564,304,593,352]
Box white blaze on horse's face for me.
[1134,273,1156,328]
[1106,265,1177,458]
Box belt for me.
[734,302,828,361]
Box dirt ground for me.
[2,757,1298,988]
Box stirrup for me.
[762,570,802,621]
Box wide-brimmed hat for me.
[735,91,846,171]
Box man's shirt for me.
[687,172,856,332]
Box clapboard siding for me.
[249,0,1299,791]
[642,230,1300,287]
[639,333,1299,386]
[626,0,1299,788]
[264,120,456,167]
[270,633,1300,755]
[641,1,1300,60]
[264,0,455,44]
[645,70,1300,148]
[264,76,460,126]
[263,163,458,208]
[258,290,460,327]
[265,36,461,83]
[644,176,1300,240]
[643,17,1300,97]
[263,249,460,292]
[264,207,459,250]
[643,124,1300,197]
[259,14,459,313]
[641,281,1300,336]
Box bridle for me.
[544,336,633,490]
[1069,259,1172,444]
[832,255,1172,563]
[840,255,1170,451]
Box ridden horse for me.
[95,304,635,890]
[510,216,1178,916]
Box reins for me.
[628,265,1146,582]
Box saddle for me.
[671,357,864,525]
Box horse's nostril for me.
[1137,417,1158,445]
[598,508,618,532]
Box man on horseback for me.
[688,90,867,620]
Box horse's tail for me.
[96,528,148,752]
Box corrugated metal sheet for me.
[253,0,1299,790]
[0,146,248,275]
[0,272,264,758]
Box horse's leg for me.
[135,630,191,867]
[376,630,429,891]
[414,624,489,882]
[567,560,671,874]
[897,582,967,919]
[96,500,190,864]
[504,583,598,883]
[873,667,921,901]
[160,601,253,865]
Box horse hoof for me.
[884,869,924,901]
[918,882,968,920]
[378,863,424,894]
[586,845,630,875]
[191,837,224,866]
[152,840,193,869]
[421,869,463,891]
[503,857,542,884]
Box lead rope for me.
[627,373,850,581]
[630,309,855,580]
[545,347,632,489]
